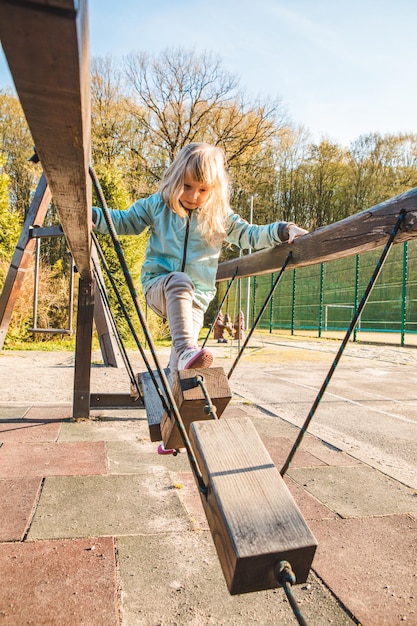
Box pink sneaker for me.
[178,346,214,370]
[157,443,177,456]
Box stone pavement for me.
[0,338,416,625]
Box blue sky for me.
[1,0,416,146]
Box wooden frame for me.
[0,176,51,349]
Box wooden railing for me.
[217,187,417,281]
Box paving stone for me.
[25,405,72,421]
[59,412,148,442]
[221,404,251,419]
[106,438,190,474]
[28,473,190,540]
[301,437,363,467]
[116,532,355,625]
[249,412,304,438]
[310,515,417,626]
[0,537,118,625]
[0,477,42,541]
[0,406,30,419]
[0,415,62,443]
[261,436,328,469]
[288,465,417,517]
[0,441,107,478]
[169,470,209,530]
[283,476,338,522]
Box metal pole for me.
[237,262,242,354]
[401,241,408,347]
[291,269,296,335]
[32,236,40,332]
[318,263,324,338]
[353,255,360,342]
[245,195,254,330]
[269,272,274,333]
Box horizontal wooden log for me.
[0,0,92,280]
[89,393,142,409]
[190,417,317,594]
[217,187,417,281]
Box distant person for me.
[93,142,308,372]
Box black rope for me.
[275,561,308,626]
[227,251,293,380]
[281,210,405,476]
[91,237,143,402]
[92,231,164,409]
[89,166,207,495]
[193,374,218,420]
[201,267,238,348]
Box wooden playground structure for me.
[1,0,417,616]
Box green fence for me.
[218,240,417,346]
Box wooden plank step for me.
[189,416,317,595]
[161,367,232,450]
[139,369,172,442]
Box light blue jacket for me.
[93,192,289,311]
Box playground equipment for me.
[1,1,417,621]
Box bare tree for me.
[124,46,287,190]
[91,56,142,165]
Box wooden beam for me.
[0,0,92,280]
[89,393,142,409]
[189,417,317,594]
[217,187,417,281]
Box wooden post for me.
[161,367,232,449]
[189,417,317,595]
[73,277,95,418]
[0,175,51,349]
[91,246,124,368]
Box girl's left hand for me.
[288,224,309,243]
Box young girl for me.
[92,142,308,372]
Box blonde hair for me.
[159,143,230,243]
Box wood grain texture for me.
[161,367,232,450]
[217,186,417,281]
[140,369,172,442]
[0,0,92,279]
[72,277,95,418]
[190,417,317,594]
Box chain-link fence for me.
[217,240,417,346]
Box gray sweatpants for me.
[145,272,205,371]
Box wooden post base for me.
[161,367,232,449]
[189,416,317,595]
